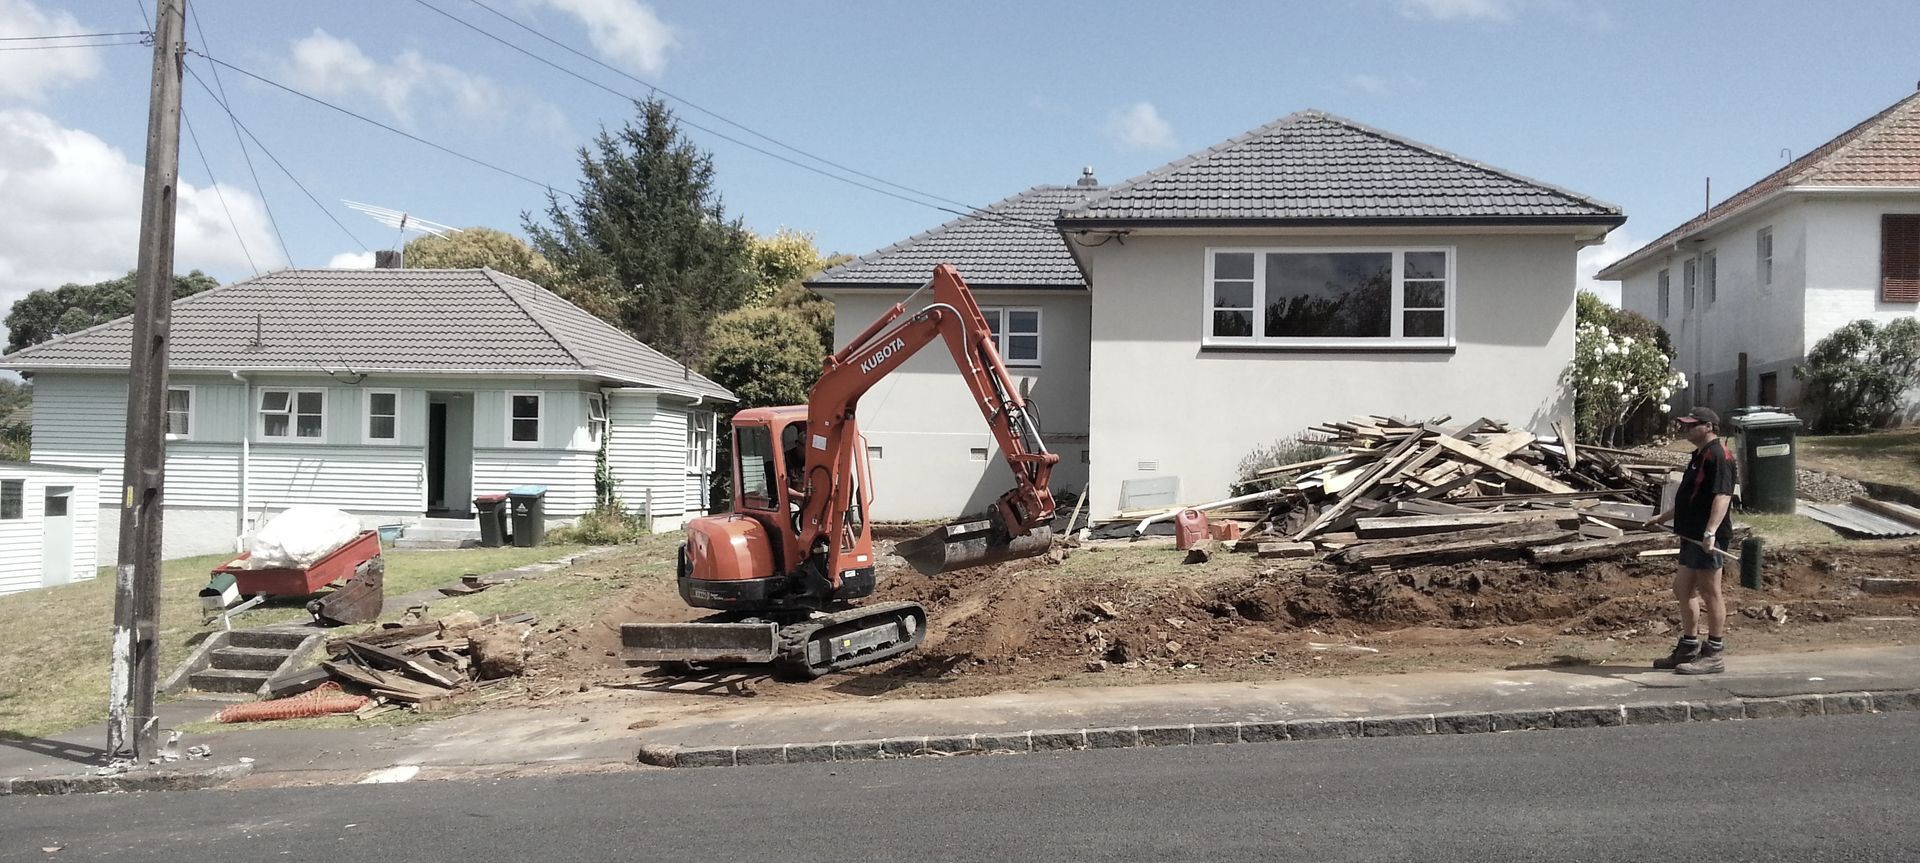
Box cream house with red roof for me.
[1599,88,1920,414]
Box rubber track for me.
[775,601,927,679]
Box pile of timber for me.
[1230,416,1687,568]
[311,611,539,716]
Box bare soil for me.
[529,537,1920,704]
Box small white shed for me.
[0,462,102,596]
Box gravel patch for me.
[1797,469,1867,504]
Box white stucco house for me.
[0,267,733,561]
[1599,88,1920,415]
[811,110,1625,521]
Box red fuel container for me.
[1174,509,1210,550]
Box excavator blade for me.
[896,515,1054,576]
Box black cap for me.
[1675,406,1719,427]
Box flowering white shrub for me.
[1571,293,1684,444]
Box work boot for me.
[1652,638,1701,670]
[1675,649,1725,675]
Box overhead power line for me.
[189,50,577,202]
[0,30,146,41]
[0,39,146,51]
[189,8,291,268]
[181,109,259,275]
[182,61,371,253]
[421,0,1060,235]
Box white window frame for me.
[362,389,401,444]
[1203,246,1456,348]
[0,479,21,520]
[981,306,1043,367]
[1757,227,1773,286]
[1657,269,1671,319]
[586,393,608,447]
[165,385,194,441]
[1703,249,1718,306]
[506,392,544,447]
[1683,258,1698,311]
[685,410,716,474]
[258,388,327,442]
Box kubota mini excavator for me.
[620,264,1059,678]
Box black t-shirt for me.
[1675,438,1738,542]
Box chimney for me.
[374,249,405,269]
[1076,166,1099,187]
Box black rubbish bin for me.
[473,493,509,548]
[508,485,548,547]
[1727,408,1802,513]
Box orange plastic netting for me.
[214,681,369,723]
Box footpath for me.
[5,645,1918,792]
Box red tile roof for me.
[1600,89,1920,279]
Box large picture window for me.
[1207,248,1454,347]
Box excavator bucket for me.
[896,515,1054,576]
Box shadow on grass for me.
[0,728,109,767]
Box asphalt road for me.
[5,713,1917,863]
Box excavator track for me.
[774,601,927,680]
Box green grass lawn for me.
[1797,428,1920,489]
[0,542,592,740]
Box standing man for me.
[1644,407,1738,674]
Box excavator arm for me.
[797,264,1058,576]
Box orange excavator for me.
[621,264,1059,678]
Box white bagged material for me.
[248,506,363,569]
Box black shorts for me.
[1678,533,1730,570]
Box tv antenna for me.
[343,200,456,250]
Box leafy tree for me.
[524,98,758,364]
[1796,318,1920,433]
[747,228,827,305]
[403,227,559,285]
[1571,291,1685,445]
[0,379,30,462]
[5,271,220,354]
[699,307,826,410]
[769,281,838,355]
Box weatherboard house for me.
[0,266,734,562]
[811,110,1625,521]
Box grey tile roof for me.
[0,268,733,400]
[807,185,1100,289]
[1059,111,1622,224]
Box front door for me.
[426,393,475,517]
[41,486,72,587]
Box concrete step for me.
[188,667,271,694]
[209,646,290,671]
[228,627,314,650]
[394,538,479,550]
[402,528,482,542]
[415,517,477,530]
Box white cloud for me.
[537,0,675,77]
[327,251,376,269]
[1395,0,1610,26]
[0,0,105,100]
[283,30,564,131]
[1577,230,1637,306]
[0,109,281,324]
[1344,74,1393,96]
[1396,0,1519,20]
[1103,102,1177,153]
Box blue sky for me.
[4,0,1920,317]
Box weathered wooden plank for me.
[1352,510,1573,539]
[1428,435,1578,494]
[1256,542,1316,559]
[1527,533,1674,564]
[1254,452,1361,478]
[1339,528,1578,567]
[1292,432,1429,540]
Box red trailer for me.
[216,530,382,598]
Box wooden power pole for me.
[108,0,186,764]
